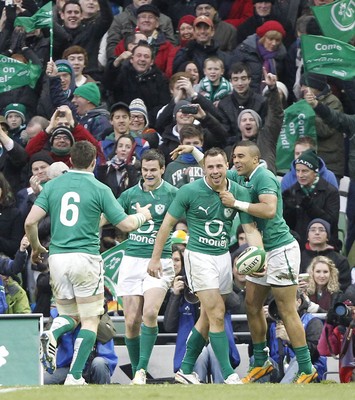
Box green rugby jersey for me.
[35,170,128,255]
[118,179,178,258]
[168,177,253,255]
[227,166,294,251]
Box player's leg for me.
[117,256,147,377]
[132,258,175,384]
[198,289,238,382]
[40,254,79,374]
[122,295,143,377]
[65,294,102,385]
[272,285,316,381]
[270,241,316,383]
[175,304,209,384]
[64,253,105,385]
[242,281,273,383]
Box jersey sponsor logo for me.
[198,205,210,215]
[155,204,165,215]
[223,207,234,218]
[198,236,228,248]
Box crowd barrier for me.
[0,313,339,385]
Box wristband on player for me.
[233,200,250,213]
[192,147,204,163]
[134,213,146,228]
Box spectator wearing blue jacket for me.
[281,136,338,193]
[44,309,118,384]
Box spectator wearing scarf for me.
[231,20,287,93]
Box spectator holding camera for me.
[318,285,355,383]
[25,105,105,168]
[159,101,228,165]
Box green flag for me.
[0,54,42,93]
[14,2,52,32]
[312,0,355,43]
[276,100,317,173]
[102,240,127,309]
[301,34,355,80]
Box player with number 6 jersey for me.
[117,149,178,385]
[25,141,152,385]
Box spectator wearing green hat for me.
[72,83,111,140]
[283,148,340,250]
[4,103,27,147]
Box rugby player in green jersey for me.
[25,141,152,385]
[148,148,263,384]
[116,149,178,385]
[220,141,317,383]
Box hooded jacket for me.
[281,157,338,193]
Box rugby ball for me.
[234,246,266,275]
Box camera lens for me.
[335,303,348,317]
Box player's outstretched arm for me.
[170,145,204,166]
[116,203,152,232]
[148,212,177,279]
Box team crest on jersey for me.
[224,208,234,218]
[155,204,165,215]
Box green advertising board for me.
[0,314,43,386]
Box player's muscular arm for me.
[247,193,277,219]
[117,203,152,232]
[242,222,263,248]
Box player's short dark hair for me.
[179,125,204,143]
[203,147,228,164]
[232,140,261,159]
[70,141,97,169]
[141,149,165,168]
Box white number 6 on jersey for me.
[60,192,80,226]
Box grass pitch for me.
[0,382,354,400]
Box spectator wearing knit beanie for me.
[129,98,159,150]
[177,15,196,47]
[283,147,340,250]
[3,103,27,146]
[72,83,111,140]
[299,218,351,291]
[231,18,287,94]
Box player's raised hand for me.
[136,202,152,221]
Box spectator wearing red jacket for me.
[25,106,105,168]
